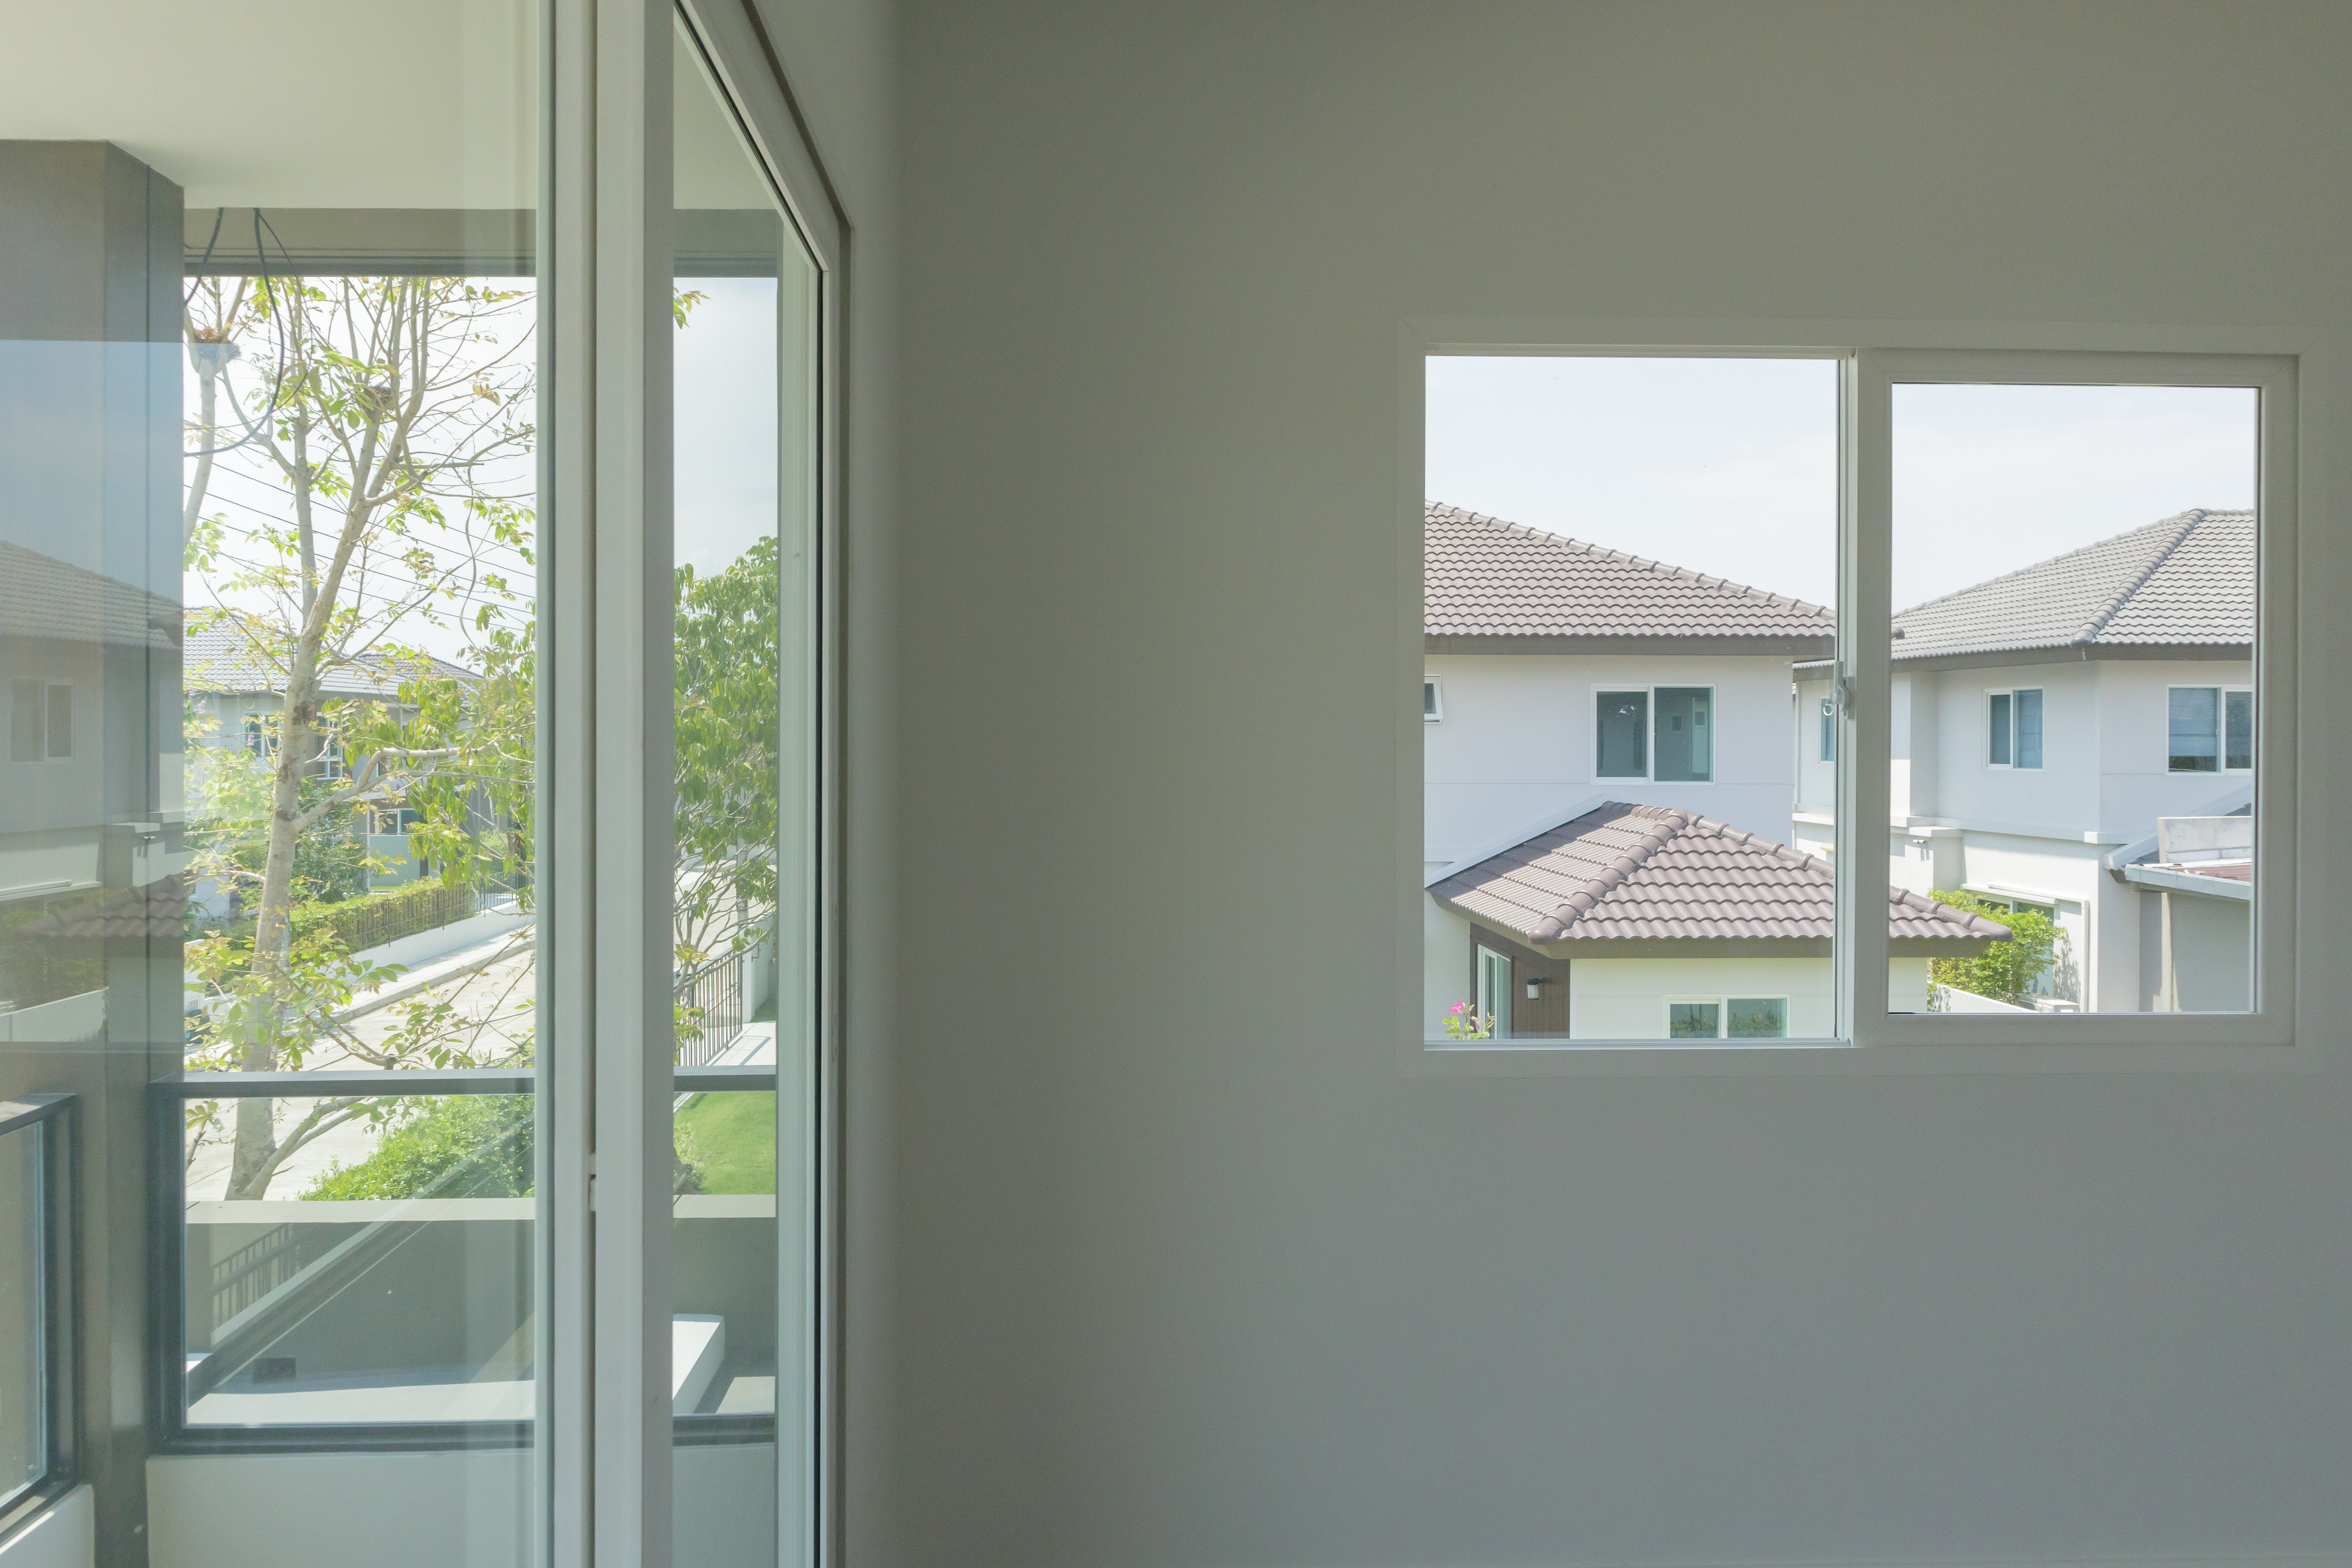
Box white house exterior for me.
[1420,502,2004,1038]
[1789,509,2255,1012]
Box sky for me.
[1425,357,2257,612]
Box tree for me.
[182,272,536,1197]
[672,535,781,1052]
[1925,888,2056,1007]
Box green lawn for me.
[674,1090,776,1194]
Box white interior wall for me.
[894,4,2352,1566]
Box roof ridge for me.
[1426,500,1831,618]
[1526,804,1692,941]
[2072,510,2204,646]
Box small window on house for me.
[1595,690,1648,778]
[1987,689,2042,769]
[10,680,71,762]
[1422,678,1443,722]
[243,711,270,757]
[1818,696,1835,762]
[1475,946,1512,1036]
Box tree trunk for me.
[224,661,321,1199]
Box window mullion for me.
[1842,350,1895,1041]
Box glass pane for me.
[1668,1002,1721,1039]
[0,1124,44,1508]
[1725,998,1787,1039]
[1893,384,2257,1015]
[0,0,544,1556]
[673,14,819,1565]
[2169,687,2219,772]
[2225,689,2255,771]
[179,1094,531,1427]
[1652,687,1712,782]
[1424,356,1837,1041]
[1595,691,1647,777]
[2015,689,2043,770]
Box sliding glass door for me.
[0,1,833,1563]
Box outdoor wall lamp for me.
[1525,977,1544,1000]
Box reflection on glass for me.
[1891,383,2259,1015]
[672,12,819,1567]
[1420,357,1839,1041]
[178,1094,531,1428]
[1,0,544,1557]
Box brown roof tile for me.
[1429,802,2011,950]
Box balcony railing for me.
[155,1066,777,1454]
[0,1094,74,1535]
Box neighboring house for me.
[1791,510,2254,1011]
[1424,501,1833,870]
[0,540,184,1033]
[0,540,183,913]
[1421,502,1975,1037]
[1426,802,2009,1040]
[184,615,479,890]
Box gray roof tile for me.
[1429,802,2012,949]
[1893,509,2251,661]
[0,541,180,653]
[184,613,476,699]
[1425,502,1835,642]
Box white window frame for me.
[1401,323,2304,1070]
[1422,676,1443,722]
[1662,996,1791,1040]
[1985,686,2043,770]
[2166,683,2255,774]
[1818,694,1835,762]
[1592,682,1716,784]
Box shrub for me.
[303,1096,532,1201]
[1926,888,2057,1007]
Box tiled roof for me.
[1893,509,2252,662]
[184,614,476,699]
[0,541,180,653]
[1429,801,2012,949]
[1425,502,1835,644]
[10,875,187,942]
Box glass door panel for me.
[672,10,821,1564]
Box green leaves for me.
[1926,888,2060,1007]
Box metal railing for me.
[155,1066,776,1454]
[674,949,743,1065]
[0,1094,75,1527]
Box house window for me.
[242,711,271,757]
[2169,686,2253,773]
[1595,685,1714,783]
[1987,688,2042,769]
[1422,678,1443,722]
[1669,998,1789,1039]
[9,680,71,762]
[1818,696,1835,762]
[1475,945,1512,1036]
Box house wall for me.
[2166,889,2253,1013]
[898,5,2352,1566]
[1570,955,1834,1040]
[1426,651,1797,863]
